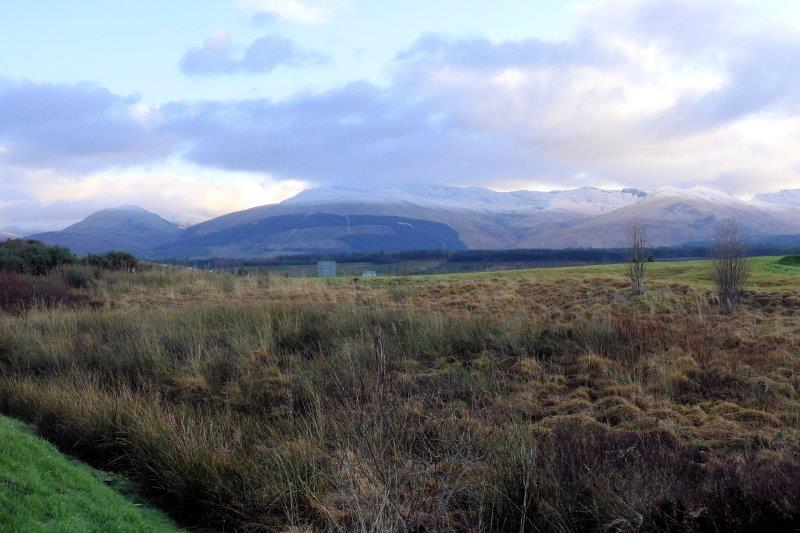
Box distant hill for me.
[178,185,647,253]
[31,205,182,255]
[522,186,800,248]
[0,231,19,241]
[151,213,466,259]
[25,184,800,258]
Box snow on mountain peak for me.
[754,188,800,208]
[284,184,647,215]
[649,185,741,204]
[168,212,208,229]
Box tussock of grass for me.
[0,263,799,530]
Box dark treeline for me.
[162,243,800,270]
[0,239,75,275]
[164,249,451,269]
[0,239,140,275]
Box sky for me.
[2,0,800,231]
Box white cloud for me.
[235,0,343,24]
[4,0,800,230]
[180,31,328,75]
[0,163,308,229]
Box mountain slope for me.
[168,212,208,229]
[31,206,182,255]
[152,213,466,258]
[176,185,647,253]
[525,186,800,248]
[0,231,18,241]
[25,184,800,258]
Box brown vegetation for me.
[0,267,798,530]
[0,273,92,312]
[712,219,750,313]
[626,218,647,296]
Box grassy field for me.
[373,255,800,289]
[0,415,179,532]
[0,256,799,530]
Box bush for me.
[777,255,800,267]
[0,240,75,275]
[63,267,93,289]
[84,252,139,271]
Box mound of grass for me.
[0,415,179,532]
[3,263,800,529]
[776,254,800,267]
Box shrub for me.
[63,266,93,289]
[711,219,749,313]
[0,240,75,275]
[776,254,800,267]
[626,217,647,296]
[84,251,139,271]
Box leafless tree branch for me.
[711,218,749,313]
[626,218,647,296]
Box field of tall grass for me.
[0,259,799,530]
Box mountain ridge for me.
[30,206,183,255]
[20,184,800,258]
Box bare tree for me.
[626,218,647,296]
[711,218,749,313]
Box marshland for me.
[1,242,799,530]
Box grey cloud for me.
[161,81,567,186]
[180,33,328,76]
[589,0,800,135]
[161,1,800,191]
[0,79,173,172]
[647,35,800,135]
[4,0,800,211]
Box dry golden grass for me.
[0,260,799,530]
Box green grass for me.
[0,415,180,532]
[346,256,800,292]
[776,254,800,267]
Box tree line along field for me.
[0,253,799,530]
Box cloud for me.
[158,0,800,195]
[5,0,800,231]
[0,163,307,230]
[0,79,173,172]
[161,81,547,186]
[180,31,328,75]
[235,0,343,24]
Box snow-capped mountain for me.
[286,184,646,215]
[28,184,800,258]
[168,212,208,229]
[524,186,800,248]
[753,189,800,208]
[278,184,800,249]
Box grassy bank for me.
[0,415,179,531]
[0,257,798,530]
